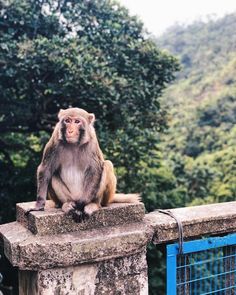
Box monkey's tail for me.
[112,193,141,203]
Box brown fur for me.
[26,108,139,221]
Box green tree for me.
[0,0,179,224]
[156,13,236,211]
[0,1,179,294]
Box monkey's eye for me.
[65,118,71,123]
[75,119,81,124]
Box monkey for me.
[26,108,140,222]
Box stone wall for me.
[18,251,148,295]
[1,198,236,294]
[0,195,150,295]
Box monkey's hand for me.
[25,196,45,216]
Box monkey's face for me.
[58,108,95,145]
[62,116,83,144]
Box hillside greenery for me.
[156,13,236,207]
[1,1,236,294]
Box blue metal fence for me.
[167,233,236,295]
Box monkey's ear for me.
[58,109,66,120]
[88,113,95,124]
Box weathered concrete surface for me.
[19,251,148,295]
[95,249,148,295]
[4,200,236,294]
[17,196,145,235]
[0,200,149,294]
[145,201,236,244]
[0,220,150,271]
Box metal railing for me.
[167,233,236,295]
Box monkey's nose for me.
[68,129,73,134]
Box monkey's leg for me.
[62,201,76,214]
[98,160,117,206]
[51,175,71,204]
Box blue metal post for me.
[167,245,177,295]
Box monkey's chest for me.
[60,165,84,197]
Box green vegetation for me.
[156,13,236,207]
[0,1,178,293]
[147,16,236,293]
[1,0,236,293]
[0,0,179,224]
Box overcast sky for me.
[118,0,236,36]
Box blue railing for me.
[167,233,236,294]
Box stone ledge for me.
[16,196,145,235]
[0,221,150,270]
[145,201,236,244]
[3,200,236,271]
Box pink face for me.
[64,116,83,143]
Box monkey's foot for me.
[25,207,44,216]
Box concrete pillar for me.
[0,196,150,295]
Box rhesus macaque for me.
[27,108,140,222]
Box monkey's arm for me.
[25,166,51,216]
[26,145,58,215]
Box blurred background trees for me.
[1,0,236,294]
[0,1,179,294]
[156,13,236,208]
[0,0,179,224]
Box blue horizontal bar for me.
[177,252,236,268]
[177,268,236,286]
[202,285,236,295]
[167,232,236,256]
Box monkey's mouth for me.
[66,134,79,143]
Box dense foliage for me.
[156,13,236,206]
[0,0,179,224]
[146,17,236,294]
[0,0,179,294]
[2,1,235,293]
